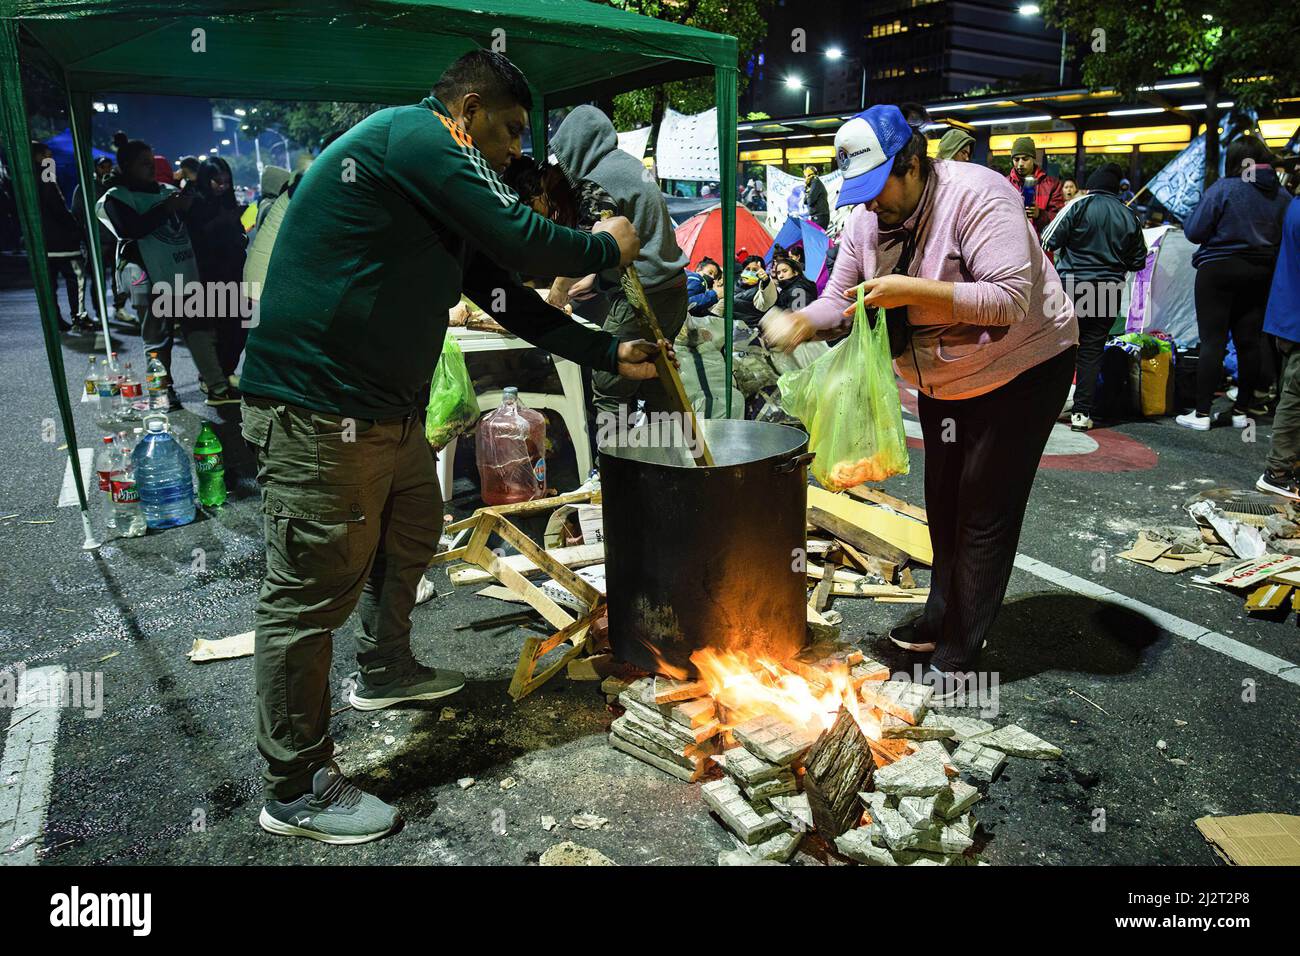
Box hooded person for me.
[936,128,975,162]
[550,105,690,419]
[1180,135,1293,429]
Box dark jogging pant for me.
[1194,256,1275,417]
[915,346,1076,672]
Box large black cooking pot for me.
[600,418,813,677]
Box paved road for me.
[1,287,1296,866]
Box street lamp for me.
[1018,4,1065,86]
[826,45,868,110]
[785,75,810,116]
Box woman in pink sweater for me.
[764,105,1078,702]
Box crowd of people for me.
[13,43,1298,845]
[30,130,300,408]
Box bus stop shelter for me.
[0,0,739,546]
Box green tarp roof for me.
[3,0,737,105]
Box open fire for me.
[608,638,1063,866]
[690,647,880,740]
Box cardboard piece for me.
[1194,813,1300,866]
[188,631,254,663]
[1118,531,1226,573]
[1206,554,1300,589]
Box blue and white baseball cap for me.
[834,105,915,208]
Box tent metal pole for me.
[714,66,737,418]
[0,20,99,548]
[529,86,546,160]
[67,85,112,360]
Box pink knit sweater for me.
[803,160,1078,400]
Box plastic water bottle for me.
[145,351,169,409]
[193,422,226,507]
[476,387,546,506]
[83,356,98,398]
[95,355,119,410]
[94,435,118,530]
[119,361,145,419]
[110,442,147,537]
[132,413,195,529]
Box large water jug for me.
[133,413,196,529]
[475,387,546,506]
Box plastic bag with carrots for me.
[776,286,909,491]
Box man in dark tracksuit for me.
[238,51,646,844]
[1042,165,1147,431]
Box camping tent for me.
[766,216,830,292]
[674,203,772,269]
[1124,226,1198,345]
[0,0,739,546]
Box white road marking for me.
[0,666,65,865]
[1014,554,1300,686]
[57,447,94,508]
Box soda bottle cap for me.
[504,386,518,400]
[146,418,167,433]
[102,436,113,444]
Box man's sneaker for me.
[1230,412,1253,428]
[206,384,243,407]
[259,762,398,845]
[348,663,465,711]
[1070,412,1093,432]
[1257,468,1300,501]
[164,388,184,411]
[1175,411,1211,431]
[889,621,936,653]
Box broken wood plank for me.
[803,707,875,838]
[445,489,602,533]
[828,582,930,600]
[808,506,911,568]
[447,543,604,586]
[491,513,603,606]
[846,485,928,523]
[508,604,604,701]
[809,486,933,565]
[813,554,837,612]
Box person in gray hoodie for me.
[551,106,689,418]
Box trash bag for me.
[776,287,909,491]
[424,332,479,450]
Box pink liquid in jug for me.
[476,387,547,506]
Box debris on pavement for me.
[187,630,254,663]
[1194,813,1300,866]
[538,841,617,866]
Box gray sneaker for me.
[348,663,465,711]
[259,763,398,844]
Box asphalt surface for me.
[1,282,1297,866]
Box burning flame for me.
[690,648,880,740]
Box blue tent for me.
[42,128,113,209]
[765,215,830,291]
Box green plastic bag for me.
[777,287,909,491]
[425,332,479,450]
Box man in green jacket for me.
[239,50,649,844]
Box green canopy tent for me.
[0,0,739,548]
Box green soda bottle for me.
[193,422,227,507]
